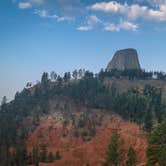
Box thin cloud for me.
[30,0,45,5]
[104,23,120,31]
[57,16,74,22]
[89,1,166,21]
[77,26,93,31]
[77,15,101,31]
[104,21,138,32]
[18,2,32,9]
[34,9,50,17]
[34,9,74,22]
[18,0,81,22]
[16,0,166,31]
[119,21,138,31]
[29,0,83,15]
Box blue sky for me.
[1,0,166,101]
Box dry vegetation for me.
[26,109,147,166]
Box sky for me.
[0,0,166,101]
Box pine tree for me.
[13,145,27,166]
[40,145,47,162]
[72,70,78,80]
[50,71,57,81]
[144,110,153,132]
[57,75,62,85]
[126,146,137,166]
[105,130,124,166]
[32,146,39,166]
[146,120,166,166]
[63,72,71,82]
[1,96,7,106]
[55,150,61,160]
[41,72,49,85]
[48,152,54,162]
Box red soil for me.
[26,113,147,166]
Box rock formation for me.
[107,48,141,71]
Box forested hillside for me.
[0,69,166,166]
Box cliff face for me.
[107,48,141,71]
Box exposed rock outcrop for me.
[107,48,141,71]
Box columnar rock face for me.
[107,48,141,71]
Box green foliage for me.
[63,72,71,82]
[1,96,7,106]
[89,127,96,137]
[153,71,166,80]
[41,72,49,85]
[99,69,153,80]
[32,146,39,166]
[12,145,27,166]
[55,150,61,160]
[81,130,88,137]
[146,120,166,166]
[126,146,137,166]
[105,130,125,166]
[97,114,104,126]
[0,68,166,165]
[0,105,17,166]
[57,75,63,85]
[62,76,111,108]
[113,85,165,131]
[40,144,47,162]
[73,130,80,137]
[113,89,147,123]
[72,70,78,79]
[98,69,166,81]
[76,111,97,139]
[144,110,153,132]
[77,115,87,128]
[50,71,57,81]
[47,152,54,162]
[57,74,165,129]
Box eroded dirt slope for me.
[26,112,147,166]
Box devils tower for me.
[107,48,141,71]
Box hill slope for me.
[26,111,147,166]
[1,69,166,166]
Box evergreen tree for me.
[50,71,57,81]
[78,69,83,78]
[57,75,62,85]
[32,146,39,166]
[55,150,61,160]
[146,120,166,166]
[40,145,47,162]
[48,152,54,162]
[84,71,94,79]
[105,130,124,166]
[13,145,27,166]
[126,146,137,166]
[144,110,153,132]
[72,70,78,80]
[1,96,7,106]
[41,72,49,85]
[63,72,71,82]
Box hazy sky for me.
[1,0,166,101]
